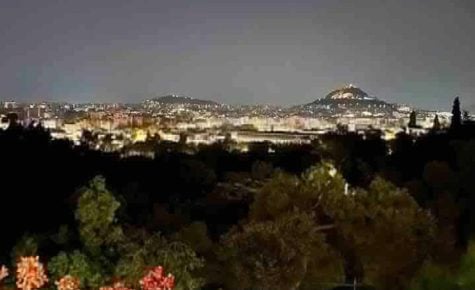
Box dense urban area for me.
[1,85,475,290]
[0,86,469,157]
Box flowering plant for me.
[100,282,134,290]
[55,275,80,290]
[16,256,48,290]
[0,265,8,281]
[139,266,175,290]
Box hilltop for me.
[298,85,397,116]
[149,95,219,105]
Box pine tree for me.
[451,97,462,129]
[433,115,441,131]
[408,111,417,128]
[75,176,123,252]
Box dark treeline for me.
[1,100,475,290]
[0,123,320,255]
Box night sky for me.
[0,0,474,110]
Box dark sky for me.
[0,0,474,110]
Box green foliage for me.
[2,147,448,290]
[48,250,105,289]
[175,223,240,288]
[243,164,435,290]
[250,163,347,222]
[421,161,461,263]
[51,176,205,290]
[224,210,334,290]
[10,234,39,264]
[457,242,475,289]
[353,177,436,289]
[409,262,458,290]
[174,222,213,255]
[410,241,475,290]
[50,225,72,246]
[249,172,299,220]
[75,176,124,252]
[115,233,204,290]
[222,164,348,289]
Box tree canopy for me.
[224,164,435,290]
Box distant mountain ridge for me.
[149,95,218,105]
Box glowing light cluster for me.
[16,256,48,290]
[139,266,175,290]
[55,275,80,290]
[0,265,8,281]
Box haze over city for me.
[1,0,474,110]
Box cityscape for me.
[1,1,475,290]
[0,84,467,156]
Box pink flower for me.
[140,266,175,290]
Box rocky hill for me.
[300,85,397,116]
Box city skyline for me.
[1,0,474,110]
